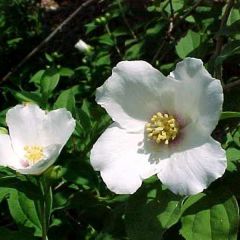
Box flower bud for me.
[75,39,93,54]
[44,165,65,181]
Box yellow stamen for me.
[145,112,179,144]
[24,145,44,165]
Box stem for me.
[39,177,52,240]
[41,199,48,240]
[117,0,137,39]
[213,0,235,83]
[151,0,203,64]
[224,78,240,92]
[105,23,123,58]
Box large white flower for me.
[0,104,76,175]
[90,58,227,196]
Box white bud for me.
[75,39,92,54]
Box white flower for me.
[90,58,227,196]
[0,104,76,175]
[75,39,92,54]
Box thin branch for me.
[167,0,174,38]
[151,0,203,64]
[212,0,235,84]
[151,40,167,64]
[169,0,174,17]
[117,0,137,39]
[224,79,240,92]
[179,0,203,21]
[105,23,123,58]
[1,0,97,84]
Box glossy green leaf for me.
[30,70,45,85]
[54,87,76,114]
[176,30,201,59]
[227,8,240,26]
[0,187,11,203]
[125,184,183,240]
[6,88,42,105]
[78,99,92,130]
[40,68,60,98]
[180,189,239,240]
[7,189,42,236]
[227,147,240,161]
[221,111,240,120]
[125,41,144,59]
[58,67,74,77]
[98,34,114,46]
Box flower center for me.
[145,112,179,144]
[24,145,44,165]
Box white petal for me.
[170,58,223,135]
[96,61,178,132]
[90,124,157,194]
[6,105,75,158]
[0,134,21,168]
[6,104,46,156]
[41,108,76,147]
[17,144,61,175]
[157,137,226,195]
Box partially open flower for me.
[90,58,227,196]
[0,104,75,175]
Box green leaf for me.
[226,146,240,172]
[7,37,22,47]
[63,159,98,190]
[165,0,184,13]
[232,129,240,147]
[180,189,239,240]
[146,22,165,36]
[227,8,240,26]
[221,111,240,120]
[58,67,74,77]
[45,53,54,62]
[54,87,77,114]
[95,52,110,66]
[95,232,115,240]
[125,184,182,240]
[125,41,144,60]
[85,22,97,34]
[227,147,240,161]
[40,68,60,99]
[0,187,11,203]
[7,189,42,236]
[98,34,114,46]
[30,70,45,85]
[6,88,42,105]
[176,30,201,59]
[0,127,8,134]
[215,41,240,66]
[0,109,7,126]
[78,99,92,130]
